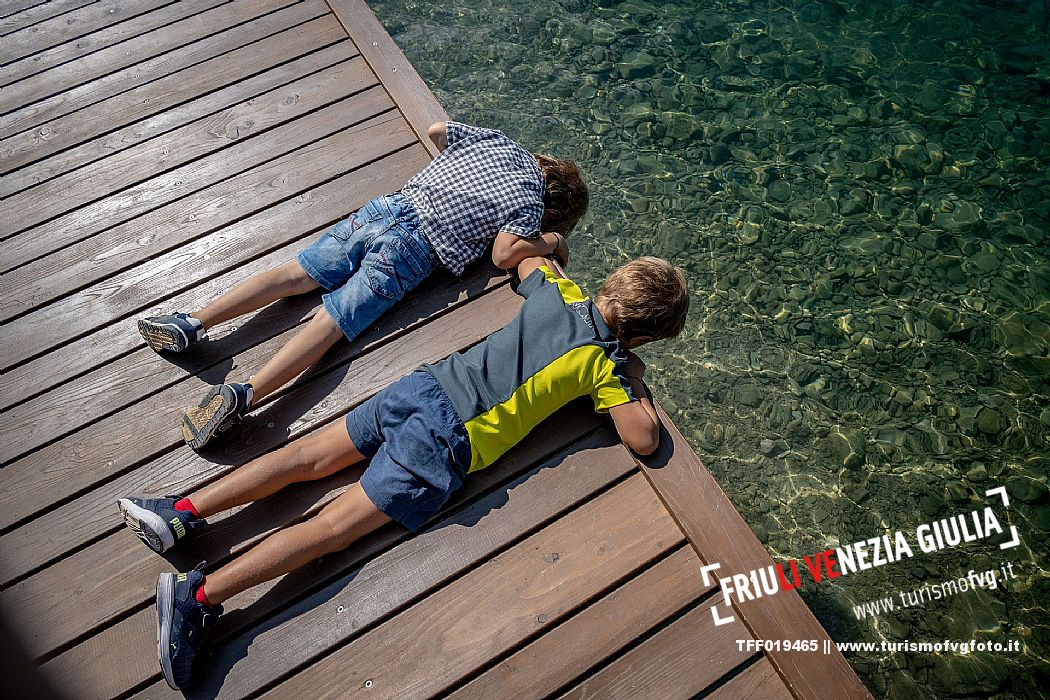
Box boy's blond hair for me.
[534,154,589,235]
[596,257,689,342]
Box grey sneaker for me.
[181,383,253,450]
[138,313,206,353]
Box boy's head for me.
[595,257,690,348]
[534,154,589,235]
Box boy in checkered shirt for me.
[137,122,588,449]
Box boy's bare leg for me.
[192,261,320,329]
[244,305,345,402]
[202,482,389,604]
[190,418,364,517]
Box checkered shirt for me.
[401,122,545,275]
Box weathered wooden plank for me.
[327,0,447,158]
[637,402,873,700]
[447,545,713,700]
[259,474,681,700]
[0,108,413,369]
[0,0,173,66]
[1,87,395,292]
[0,147,431,480]
[0,0,231,88]
[0,56,377,252]
[2,83,390,273]
[0,0,95,35]
[54,413,614,700]
[558,598,754,700]
[0,143,428,411]
[708,658,796,700]
[0,0,321,144]
[0,41,356,200]
[0,0,51,21]
[0,284,522,589]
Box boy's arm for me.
[515,250,568,284]
[427,122,449,152]
[493,230,568,270]
[607,353,661,455]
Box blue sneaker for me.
[156,567,223,690]
[138,313,206,353]
[117,496,204,553]
[181,383,253,450]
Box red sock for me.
[195,579,213,607]
[174,497,200,519]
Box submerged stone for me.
[766,179,791,203]
[976,408,1005,436]
[893,144,930,178]
[839,188,870,216]
[759,438,788,457]
[829,426,865,469]
[1007,477,1049,505]
[617,50,659,79]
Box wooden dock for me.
[0,1,872,698]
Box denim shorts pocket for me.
[365,234,430,301]
[331,198,389,242]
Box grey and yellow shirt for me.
[422,265,636,472]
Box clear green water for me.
[369,0,1050,697]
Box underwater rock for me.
[945,481,971,502]
[918,491,946,517]
[759,438,788,458]
[621,102,655,127]
[932,200,983,233]
[736,384,765,408]
[617,50,659,79]
[766,179,792,203]
[862,159,892,181]
[702,421,725,446]
[927,303,955,331]
[626,194,648,213]
[839,188,870,216]
[664,112,697,141]
[964,464,988,483]
[1007,477,1049,505]
[591,25,617,44]
[829,426,865,469]
[1032,503,1050,531]
[976,407,1005,436]
[994,315,1049,357]
[893,144,931,178]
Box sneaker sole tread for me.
[157,573,178,690]
[182,388,236,450]
[138,319,187,353]
[118,498,174,552]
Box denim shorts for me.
[296,193,437,342]
[346,370,471,532]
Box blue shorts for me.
[346,370,471,532]
[296,193,437,342]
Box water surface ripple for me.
[369,1,1050,696]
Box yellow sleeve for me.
[590,355,636,413]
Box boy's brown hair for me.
[535,154,588,235]
[596,257,690,342]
